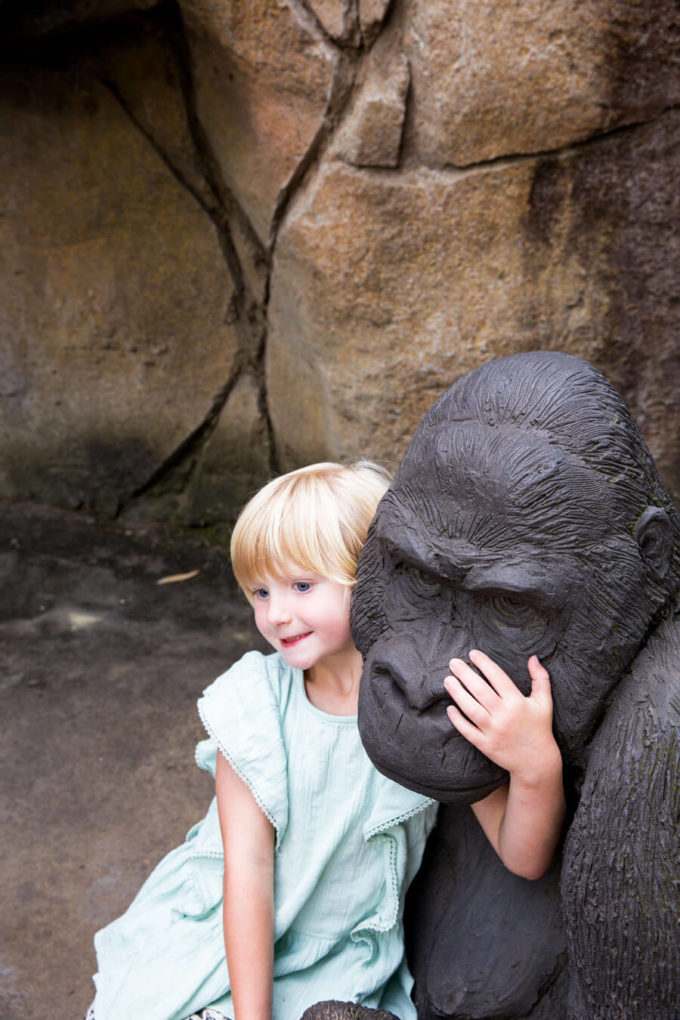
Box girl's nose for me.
[267,594,292,626]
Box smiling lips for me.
[280,632,312,647]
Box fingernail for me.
[449,657,463,667]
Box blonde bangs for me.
[230,462,389,601]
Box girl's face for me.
[251,566,354,672]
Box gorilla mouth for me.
[359,659,507,802]
[365,737,506,802]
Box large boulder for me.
[0,53,242,515]
[1,0,679,518]
[179,0,343,245]
[267,110,680,494]
[402,0,680,166]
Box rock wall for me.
[2,0,680,522]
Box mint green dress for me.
[91,651,437,1020]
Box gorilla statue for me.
[351,351,680,1020]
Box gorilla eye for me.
[492,593,528,617]
[384,561,451,623]
[487,593,549,633]
[472,589,558,661]
[409,567,443,595]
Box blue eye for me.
[293,581,311,593]
[254,587,269,600]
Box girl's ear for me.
[634,506,673,581]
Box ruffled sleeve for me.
[363,781,437,844]
[195,650,289,849]
[350,782,437,945]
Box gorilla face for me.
[353,416,661,803]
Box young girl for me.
[88,462,563,1020]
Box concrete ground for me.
[0,500,266,1020]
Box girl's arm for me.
[445,651,564,880]
[216,751,275,1020]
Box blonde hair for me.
[231,462,390,601]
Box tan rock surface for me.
[187,372,272,524]
[308,0,355,43]
[359,0,393,46]
[180,0,339,244]
[90,15,216,214]
[2,0,680,518]
[268,159,549,470]
[268,110,680,495]
[403,0,680,166]
[0,61,238,514]
[336,36,410,168]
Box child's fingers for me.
[446,703,484,748]
[444,675,490,724]
[448,657,498,710]
[528,655,552,703]
[467,649,518,697]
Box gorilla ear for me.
[634,507,673,581]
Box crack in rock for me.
[128,366,244,502]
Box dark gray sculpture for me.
[351,351,680,1019]
[302,1004,398,1020]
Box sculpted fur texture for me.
[352,351,680,1019]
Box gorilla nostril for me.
[370,660,450,714]
[413,684,451,713]
[369,663,402,710]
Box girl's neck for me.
[304,645,363,716]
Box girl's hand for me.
[444,650,557,784]
[444,650,565,880]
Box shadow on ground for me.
[0,501,266,1020]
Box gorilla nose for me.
[367,649,455,714]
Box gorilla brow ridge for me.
[382,482,450,548]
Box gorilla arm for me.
[445,650,564,880]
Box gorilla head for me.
[352,351,680,802]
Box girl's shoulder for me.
[197,649,295,760]
[199,649,297,716]
[195,650,293,845]
[196,648,303,730]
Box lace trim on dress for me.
[364,798,436,842]
[197,699,283,852]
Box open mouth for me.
[280,632,312,647]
